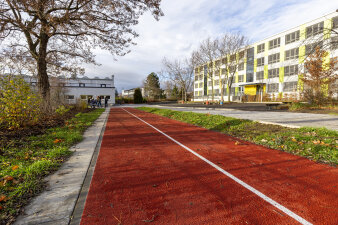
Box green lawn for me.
[0,108,105,223]
[138,107,338,166]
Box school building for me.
[193,11,338,102]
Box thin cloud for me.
[83,0,338,91]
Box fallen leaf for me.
[4,176,13,181]
[0,195,6,202]
[0,205,3,210]
[291,138,297,142]
[12,165,19,171]
[235,141,240,145]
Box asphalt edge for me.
[153,105,302,129]
[69,108,110,225]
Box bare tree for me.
[161,57,194,101]
[192,37,219,102]
[0,0,163,100]
[216,33,248,102]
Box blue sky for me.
[83,0,338,92]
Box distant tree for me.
[217,33,248,102]
[161,57,194,101]
[192,37,219,102]
[133,88,143,104]
[301,47,337,105]
[171,85,179,100]
[0,0,163,101]
[144,72,161,100]
[115,89,119,98]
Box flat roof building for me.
[193,11,338,102]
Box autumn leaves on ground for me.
[0,77,105,224]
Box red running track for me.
[80,108,338,225]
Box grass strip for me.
[137,107,337,166]
[0,108,105,224]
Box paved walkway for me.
[14,108,109,225]
[150,105,338,130]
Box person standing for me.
[104,96,109,108]
[97,96,102,108]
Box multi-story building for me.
[121,87,146,98]
[193,11,338,102]
[24,75,116,105]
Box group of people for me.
[88,96,109,108]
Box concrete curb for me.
[14,108,110,225]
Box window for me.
[194,68,199,74]
[256,71,264,80]
[269,37,280,49]
[215,60,221,67]
[268,68,279,78]
[221,68,227,75]
[246,73,254,82]
[222,57,227,65]
[79,83,85,87]
[208,81,212,86]
[284,65,298,76]
[267,83,279,92]
[238,75,244,82]
[333,16,338,29]
[285,48,299,60]
[195,75,199,81]
[80,95,87,100]
[195,83,198,88]
[214,89,220,96]
[268,53,280,64]
[238,62,244,71]
[230,54,236,62]
[331,36,338,50]
[306,21,324,38]
[215,80,219,85]
[230,87,236,96]
[285,30,300,44]
[239,51,245,59]
[100,84,106,88]
[229,65,236,73]
[257,57,264,66]
[284,82,298,92]
[194,91,198,96]
[66,95,75,99]
[305,41,323,55]
[199,82,203,88]
[257,43,265,53]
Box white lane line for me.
[122,108,312,225]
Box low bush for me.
[0,75,42,129]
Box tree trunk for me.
[37,34,50,101]
[227,83,231,103]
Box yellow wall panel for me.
[324,19,332,39]
[244,85,257,96]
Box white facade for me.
[194,11,338,102]
[25,75,116,105]
[121,87,146,98]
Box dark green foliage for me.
[134,88,143,104]
[144,72,162,100]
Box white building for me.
[25,75,116,105]
[193,11,338,102]
[121,87,146,98]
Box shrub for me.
[134,88,143,104]
[55,105,70,116]
[0,75,42,129]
